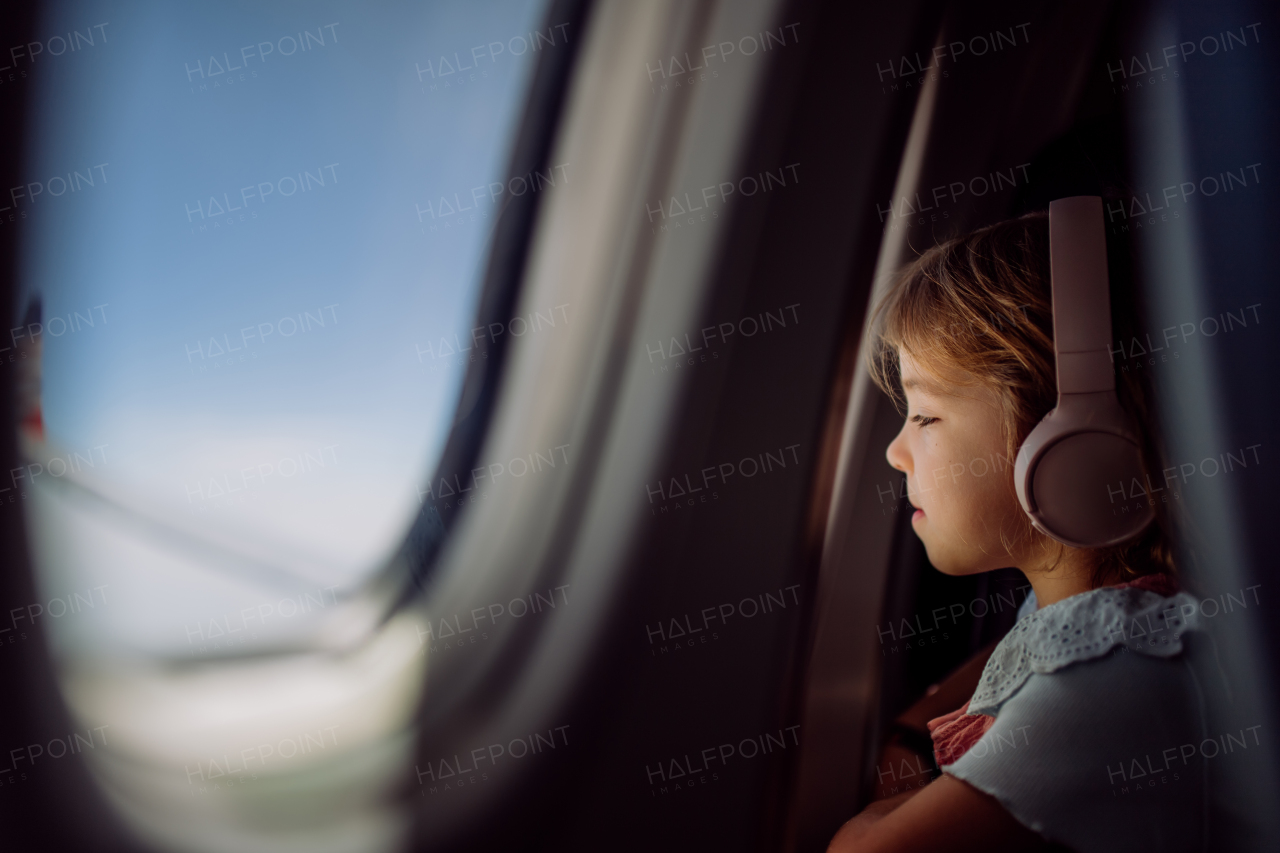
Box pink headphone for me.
[1013,196,1154,548]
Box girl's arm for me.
[828,774,1055,853]
[871,639,999,800]
[825,788,923,846]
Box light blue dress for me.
[944,585,1259,852]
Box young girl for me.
[828,212,1220,852]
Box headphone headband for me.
[1049,196,1115,396]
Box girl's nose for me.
[886,424,911,474]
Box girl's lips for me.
[912,508,925,521]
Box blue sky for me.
[21,0,549,584]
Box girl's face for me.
[885,351,1028,575]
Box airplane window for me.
[2,0,1275,851]
[18,0,550,658]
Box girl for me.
[828,212,1221,852]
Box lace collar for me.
[968,576,1202,716]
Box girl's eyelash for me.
[911,415,939,427]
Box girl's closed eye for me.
[911,414,939,427]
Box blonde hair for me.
[867,212,1174,586]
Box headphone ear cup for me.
[1023,429,1154,548]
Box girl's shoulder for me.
[945,633,1215,852]
[942,579,1222,852]
[971,576,1202,716]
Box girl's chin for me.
[919,542,992,577]
[933,564,990,578]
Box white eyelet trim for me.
[967,588,1203,716]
